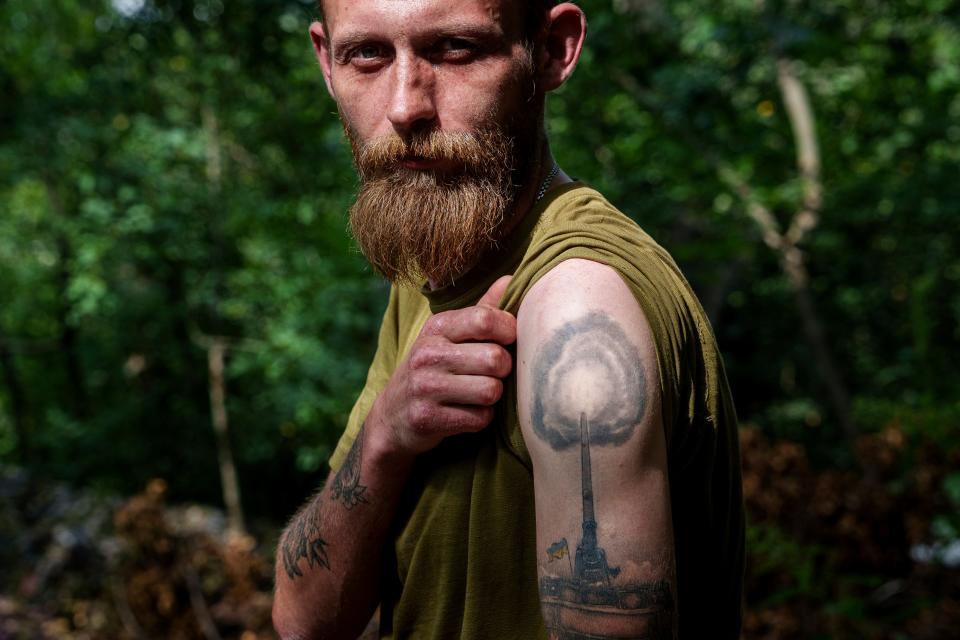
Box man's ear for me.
[309,21,336,98]
[536,3,587,93]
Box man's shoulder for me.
[535,183,640,235]
[528,183,676,277]
[506,182,727,417]
[502,183,685,320]
[515,259,653,350]
[517,257,632,312]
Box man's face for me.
[314,0,543,285]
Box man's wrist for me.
[362,400,416,473]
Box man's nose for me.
[386,56,437,135]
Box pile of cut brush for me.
[0,468,275,640]
[3,418,958,640]
[740,425,960,639]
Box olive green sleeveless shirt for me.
[330,183,744,638]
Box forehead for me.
[322,0,523,39]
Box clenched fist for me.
[367,275,516,459]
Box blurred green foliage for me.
[1,0,959,635]
[1,0,387,516]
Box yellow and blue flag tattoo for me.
[546,538,569,561]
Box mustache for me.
[353,129,513,180]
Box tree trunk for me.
[782,251,857,444]
[0,338,30,463]
[612,22,859,452]
[200,106,246,534]
[716,162,857,445]
[206,339,246,536]
[775,59,856,442]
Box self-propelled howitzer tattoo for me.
[540,415,673,639]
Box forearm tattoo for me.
[532,313,674,638]
[331,422,369,509]
[280,496,331,580]
[280,424,370,580]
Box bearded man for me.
[273,1,744,639]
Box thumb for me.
[476,275,513,309]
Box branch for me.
[206,337,246,536]
[777,58,822,246]
[714,161,785,252]
[614,57,857,442]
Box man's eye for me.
[434,38,478,61]
[441,38,473,52]
[355,45,382,60]
[340,44,391,70]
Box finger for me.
[408,372,503,407]
[424,306,517,345]
[406,400,494,436]
[435,375,504,407]
[410,372,504,407]
[431,404,495,435]
[476,274,513,309]
[444,343,513,378]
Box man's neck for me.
[504,142,571,239]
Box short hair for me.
[315,1,559,42]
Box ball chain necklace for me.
[534,162,560,203]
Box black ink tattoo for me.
[539,416,674,639]
[532,312,646,451]
[279,424,370,580]
[280,497,331,580]
[331,422,369,509]
[540,575,674,639]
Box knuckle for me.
[424,313,448,337]
[479,345,498,371]
[420,318,437,338]
[409,343,440,370]
[487,346,510,374]
[479,378,503,405]
[408,349,428,371]
[410,372,439,398]
[407,400,433,432]
[473,308,495,335]
[471,407,494,429]
[504,314,517,336]
[408,374,427,398]
[501,351,514,374]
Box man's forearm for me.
[273,418,412,640]
[273,277,516,638]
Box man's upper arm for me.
[516,258,677,639]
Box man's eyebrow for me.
[331,33,379,59]
[332,22,505,56]
[423,22,504,40]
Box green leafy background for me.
[1,0,958,637]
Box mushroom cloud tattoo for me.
[531,312,646,451]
